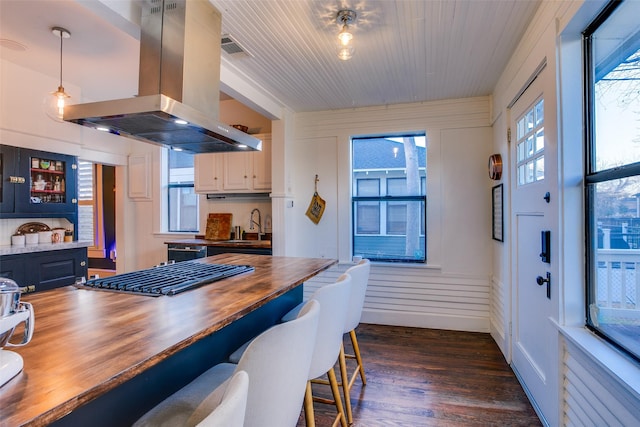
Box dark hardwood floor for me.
[297,324,542,426]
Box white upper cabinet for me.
[195,134,271,194]
[194,152,223,193]
[251,134,271,191]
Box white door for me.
[509,66,558,426]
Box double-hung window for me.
[584,0,640,361]
[352,134,427,262]
[167,149,199,232]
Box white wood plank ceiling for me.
[0,0,541,113]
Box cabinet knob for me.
[214,177,218,180]
[72,164,77,170]
[80,261,86,267]
[72,198,77,204]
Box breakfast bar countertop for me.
[0,254,336,427]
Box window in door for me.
[516,98,545,186]
[584,0,640,361]
[352,134,427,262]
[167,149,199,232]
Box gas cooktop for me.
[79,261,254,296]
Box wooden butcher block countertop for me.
[0,254,336,427]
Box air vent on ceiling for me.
[221,34,251,57]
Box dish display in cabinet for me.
[0,145,78,230]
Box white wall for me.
[286,97,493,332]
[491,0,640,425]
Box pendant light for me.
[336,10,356,61]
[50,26,71,120]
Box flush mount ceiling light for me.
[50,26,71,120]
[336,9,356,61]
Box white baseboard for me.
[360,308,490,333]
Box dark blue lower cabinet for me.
[0,247,87,292]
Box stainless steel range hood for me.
[64,0,261,154]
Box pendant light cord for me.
[59,33,63,88]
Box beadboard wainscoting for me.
[490,274,509,358]
[562,335,640,426]
[303,263,490,333]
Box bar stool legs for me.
[305,366,348,427]
[338,344,353,424]
[347,329,367,387]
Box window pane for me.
[352,134,426,262]
[586,0,640,362]
[387,203,407,234]
[526,160,534,183]
[357,179,379,196]
[588,177,640,357]
[593,36,640,171]
[387,178,407,196]
[535,156,545,181]
[168,149,198,232]
[534,99,544,126]
[169,150,195,184]
[356,202,380,234]
[517,117,525,140]
[517,141,525,162]
[516,96,545,186]
[168,186,198,232]
[535,128,544,153]
[354,200,425,261]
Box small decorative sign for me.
[305,175,326,224]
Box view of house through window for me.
[584,0,640,361]
[352,134,426,262]
[168,150,198,232]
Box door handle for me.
[536,272,551,299]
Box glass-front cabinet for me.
[0,144,78,229]
[18,149,77,213]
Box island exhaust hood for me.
[63,0,261,154]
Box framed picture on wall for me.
[492,184,503,242]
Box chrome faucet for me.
[250,208,262,240]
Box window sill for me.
[558,323,640,400]
[153,232,198,239]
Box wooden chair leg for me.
[350,329,366,385]
[327,367,348,427]
[304,381,316,427]
[339,343,353,424]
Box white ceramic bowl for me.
[11,235,25,246]
[38,231,52,244]
[25,233,39,245]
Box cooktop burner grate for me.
[80,261,254,296]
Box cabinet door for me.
[223,152,252,191]
[32,248,87,292]
[0,144,19,213]
[194,153,224,193]
[0,248,87,292]
[15,148,78,214]
[252,134,271,191]
[0,255,28,286]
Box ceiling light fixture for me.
[51,26,71,120]
[336,9,356,61]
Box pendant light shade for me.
[336,10,356,61]
[48,26,71,120]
